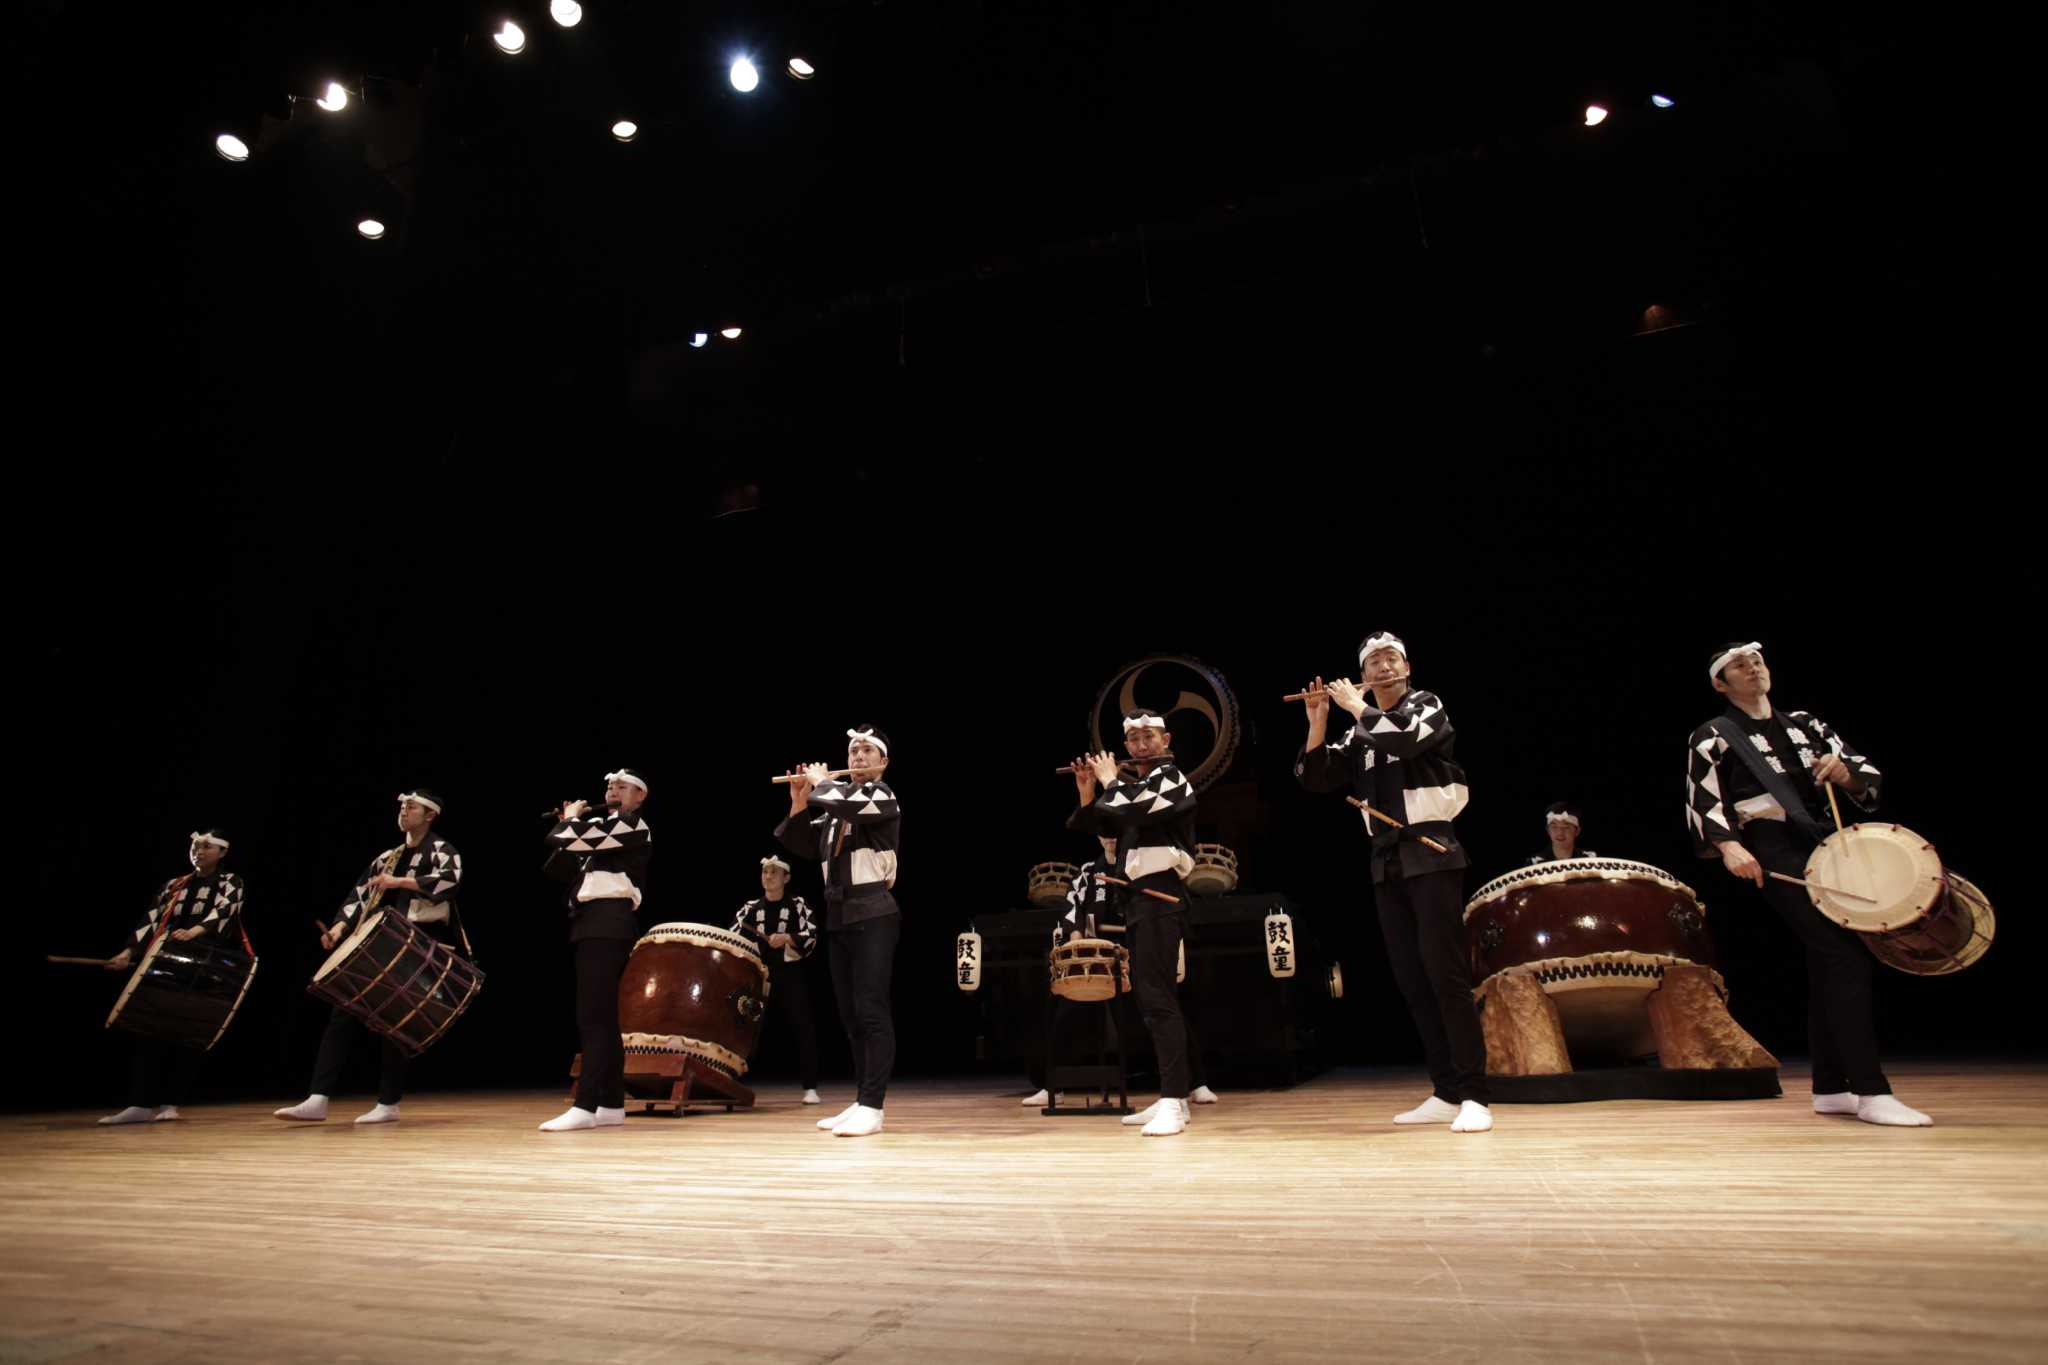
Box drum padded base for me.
[1646,965,1779,1071]
[1487,1066,1782,1104]
[1479,975,1573,1077]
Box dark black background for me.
[19,1,2029,1110]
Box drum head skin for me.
[314,910,385,982]
[1805,824,1943,932]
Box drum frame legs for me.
[572,1050,756,1115]
[1041,994,1134,1117]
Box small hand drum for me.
[1185,843,1239,897]
[1049,937,1130,1001]
[1803,824,1995,975]
[1025,861,1082,909]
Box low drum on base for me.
[1025,862,1082,909]
[589,922,768,1114]
[107,936,258,1051]
[308,910,483,1057]
[1049,937,1130,1002]
[1464,859,1778,1101]
[1185,844,1239,897]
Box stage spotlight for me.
[690,333,709,348]
[357,219,387,240]
[214,133,250,162]
[1650,93,1675,109]
[787,57,816,80]
[494,21,527,54]
[551,0,583,26]
[611,119,638,142]
[1584,104,1609,126]
[315,82,349,113]
[730,57,760,92]
[720,326,742,340]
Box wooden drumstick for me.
[1344,797,1451,854]
[1093,873,1182,905]
[1825,780,1843,833]
[46,955,112,967]
[1766,871,1877,904]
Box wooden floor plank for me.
[3,1063,2044,1363]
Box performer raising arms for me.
[538,768,652,1133]
[1686,642,1930,1127]
[1296,633,1492,1133]
[778,726,900,1138]
[275,792,463,1125]
[733,855,823,1105]
[98,828,247,1125]
[1066,708,1199,1137]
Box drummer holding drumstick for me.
[1686,642,1930,1126]
[275,790,464,1126]
[97,828,247,1126]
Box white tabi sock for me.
[1189,1085,1219,1104]
[151,1106,180,1121]
[818,1102,859,1130]
[1021,1089,1049,1106]
[1121,1098,1162,1126]
[832,1104,884,1137]
[98,1106,156,1126]
[274,1095,330,1122]
[1451,1101,1494,1133]
[1812,1091,1858,1115]
[1856,1094,1933,1127]
[1141,1098,1188,1136]
[354,1103,401,1124]
[802,1089,822,1105]
[539,1106,598,1132]
[594,1106,625,1127]
[1393,1096,1458,1125]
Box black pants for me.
[828,913,899,1108]
[1742,821,1891,1096]
[573,936,633,1111]
[1376,866,1489,1105]
[1125,903,1190,1100]
[758,955,821,1090]
[310,1008,410,1105]
[1029,988,1141,1091]
[128,1037,206,1108]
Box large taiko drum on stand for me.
[309,910,484,1057]
[107,936,259,1050]
[1464,859,1720,1061]
[611,922,769,1112]
[1804,824,1996,976]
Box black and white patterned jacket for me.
[1295,688,1470,883]
[1066,763,1196,899]
[776,780,900,929]
[1685,705,1880,855]
[733,895,819,963]
[1052,857,1122,945]
[335,834,463,929]
[126,871,248,950]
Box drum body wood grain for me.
[618,923,769,1079]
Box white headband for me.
[1358,633,1408,666]
[1709,642,1763,681]
[1546,813,1581,830]
[189,831,230,850]
[761,855,791,873]
[605,770,649,793]
[397,792,442,814]
[846,729,889,756]
[1122,714,1166,734]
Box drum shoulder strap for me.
[1707,715,1829,842]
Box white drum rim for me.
[634,921,767,973]
[620,1030,749,1077]
[1465,858,1699,920]
[1473,950,1718,998]
[1804,823,1943,932]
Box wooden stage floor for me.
[3,1063,2044,1363]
